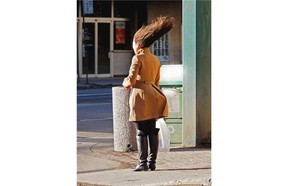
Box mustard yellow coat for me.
[123,48,168,122]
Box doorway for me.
[97,22,111,76]
[82,20,111,77]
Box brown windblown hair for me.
[134,16,176,48]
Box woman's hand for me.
[122,81,131,90]
[123,85,131,90]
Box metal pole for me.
[77,1,80,84]
[81,0,89,84]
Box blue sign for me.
[82,0,93,15]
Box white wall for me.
[112,51,133,76]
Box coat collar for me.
[136,48,151,55]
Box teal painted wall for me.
[182,0,197,147]
[196,0,211,144]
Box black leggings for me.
[133,119,156,136]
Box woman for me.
[122,16,175,171]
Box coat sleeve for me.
[122,55,141,87]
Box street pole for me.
[77,1,80,84]
[81,0,89,84]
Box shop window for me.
[114,21,131,50]
[152,34,169,62]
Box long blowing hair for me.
[134,16,176,48]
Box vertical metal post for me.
[81,0,89,84]
[182,0,197,147]
[77,2,80,84]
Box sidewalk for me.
[77,77,211,186]
[77,131,211,186]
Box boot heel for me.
[148,163,156,171]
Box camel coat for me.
[123,48,168,122]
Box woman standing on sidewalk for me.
[122,16,175,171]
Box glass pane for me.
[98,23,110,74]
[82,23,95,74]
[152,34,169,62]
[114,21,131,50]
[114,1,133,18]
[77,1,79,17]
[95,0,111,17]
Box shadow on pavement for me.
[170,145,211,152]
[155,167,211,171]
[77,168,116,174]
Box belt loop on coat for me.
[136,80,154,85]
[143,80,153,85]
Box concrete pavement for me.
[77,131,211,186]
[77,78,211,186]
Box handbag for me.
[156,118,170,152]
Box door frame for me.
[95,19,113,77]
[78,17,113,78]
